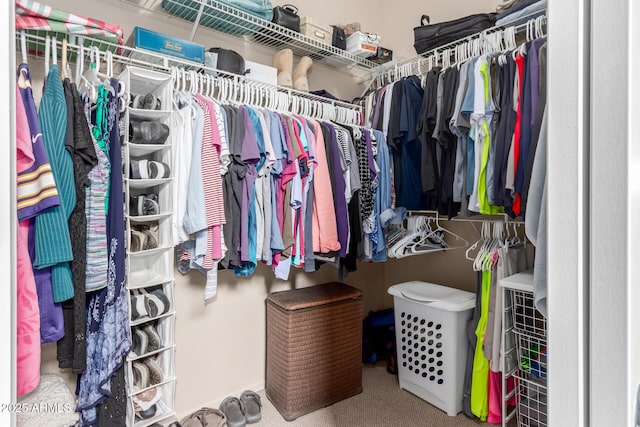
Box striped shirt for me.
[84,86,110,292]
[194,95,226,266]
[16,64,60,221]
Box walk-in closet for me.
[2,0,638,426]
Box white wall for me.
[33,0,508,420]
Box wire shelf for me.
[358,10,547,89]
[516,373,548,427]
[117,0,379,71]
[16,30,362,125]
[510,289,547,339]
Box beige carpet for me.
[255,364,485,427]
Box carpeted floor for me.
[255,364,485,427]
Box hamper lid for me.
[266,282,362,311]
[388,281,475,312]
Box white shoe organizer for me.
[120,66,177,427]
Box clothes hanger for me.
[412,215,469,255]
[20,31,28,65]
[44,34,51,76]
[472,221,491,271]
[481,220,503,271]
[60,38,68,80]
[468,220,490,268]
[389,215,423,258]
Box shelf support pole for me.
[189,1,206,41]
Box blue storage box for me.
[127,26,205,66]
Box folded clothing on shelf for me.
[496,0,547,27]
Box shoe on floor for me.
[239,390,261,424]
[219,396,246,427]
[181,407,226,427]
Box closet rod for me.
[16,30,363,123]
[359,11,547,93]
[406,210,525,225]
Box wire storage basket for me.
[516,372,548,427]
[510,289,547,339]
[515,333,547,380]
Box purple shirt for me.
[325,123,349,258]
[239,107,259,263]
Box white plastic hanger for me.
[411,215,469,255]
[60,39,72,82]
[44,35,51,76]
[20,31,28,65]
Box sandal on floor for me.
[239,391,262,424]
[130,159,171,180]
[181,408,226,427]
[219,396,246,427]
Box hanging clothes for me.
[17,63,64,346]
[77,83,130,426]
[57,78,97,374]
[15,84,41,398]
[35,64,75,302]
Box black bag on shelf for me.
[205,47,247,75]
[369,46,393,63]
[331,25,347,50]
[413,13,496,54]
[272,4,300,32]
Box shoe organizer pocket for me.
[128,113,172,145]
[128,215,172,254]
[128,67,173,114]
[128,376,176,427]
[128,249,174,288]
[129,148,172,181]
[129,183,172,219]
[129,315,175,361]
[130,282,174,326]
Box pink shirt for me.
[15,87,41,396]
[311,121,340,253]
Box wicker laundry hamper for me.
[265,282,363,421]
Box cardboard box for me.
[245,60,278,86]
[300,17,332,46]
[127,27,205,67]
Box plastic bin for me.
[388,281,475,416]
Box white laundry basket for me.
[388,281,475,416]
